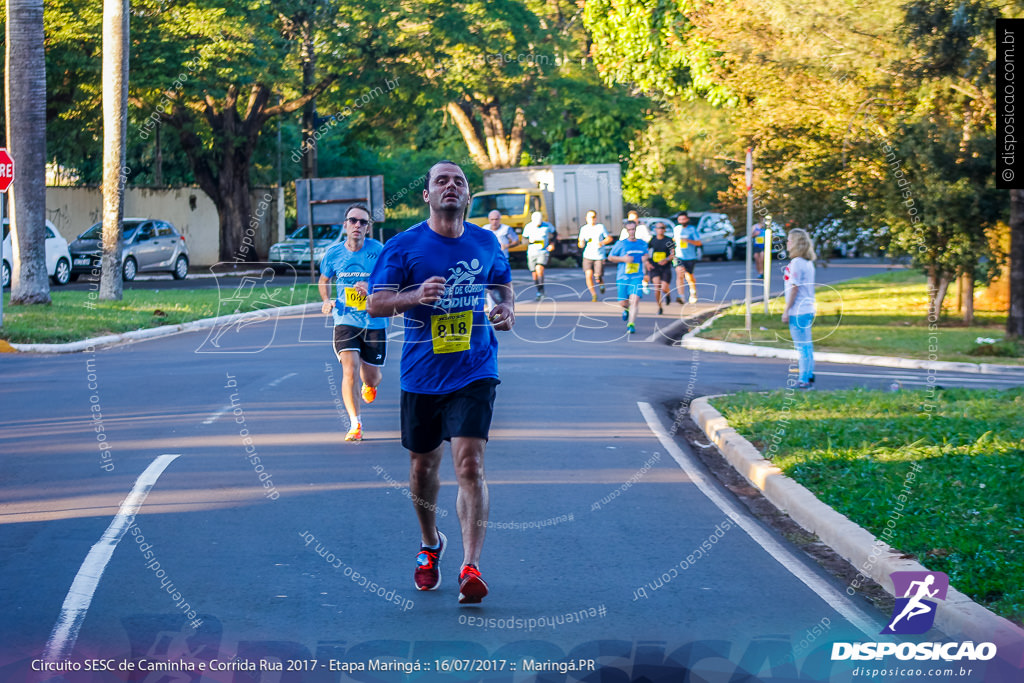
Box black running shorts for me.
[400,378,499,453]
[333,325,387,366]
[649,264,673,282]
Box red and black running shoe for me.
[458,564,488,604]
[414,530,446,591]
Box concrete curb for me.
[690,395,1024,655]
[680,331,1024,376]
[8,302,320,354]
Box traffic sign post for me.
[0,148,14,327]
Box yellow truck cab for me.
[466,164,623,262]
[466,190,548,254]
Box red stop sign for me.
[0,149,14,192]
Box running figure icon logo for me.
[882,571,949,635]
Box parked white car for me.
[2,218,72,288]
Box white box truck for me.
[467,164,623,259]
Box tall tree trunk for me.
[300,18,318,179]
[962,270,974,327]
[216,150,254,262]
[5,0,50,305]
[100,0,128,301]
[154,124,163,185]
[1009,190,1024,339]
[446,101,493,170]
[445,99,527,170]
[926,266,951,322]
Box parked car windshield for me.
[468,194,527,219]
[287,224,343,241]
[79,221,143,241]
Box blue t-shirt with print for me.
[609,238,648,282]
[752,224,766,253]
[320,239,388,329]
[673,224,700,260]
[368,221,512,395]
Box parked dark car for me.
[69,218,190,281]
[686,212,736,260]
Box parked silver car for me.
[687,212,736,260]
[268,224,345,269]
[69,218,190,281]
[2,218,73,287]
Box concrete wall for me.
[45,186,284,267]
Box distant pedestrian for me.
[577,210,612,301]
[672,212,702,304]
[752,221,767,278]
[619,210,652,242]
[608,220,649,334]
[781,228,816,389]
[486,210,520,257]
[523,211,556,300]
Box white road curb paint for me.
[679,335,1024,376]
[637,401,881,638]
[42,453,181,663]
[11,303,320,354]
[690,396,1024,651]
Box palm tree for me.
[100,0,128,301]
[5,0,50,304]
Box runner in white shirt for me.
[486,210,519,257]
[618,210,652,242]
[577,210,613,301]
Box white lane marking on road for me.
[201,405,231,425]
[265,372,297,389]
[637,402,881,638]
[387,330,404,339]
[204,373,299,423]
[42,453,181,663]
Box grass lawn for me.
[709,388,1024,625]
[696,270,1024,364]
[1,285,320,344]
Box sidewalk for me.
[678,311,1024,376]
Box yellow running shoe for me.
[345,424,362,441]
[361,383,377,404]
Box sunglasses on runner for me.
[346,217,370,226]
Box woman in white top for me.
[781,229,817,389]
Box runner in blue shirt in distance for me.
[608,220,650,334]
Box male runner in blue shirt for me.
[367,160,514,605]
[608,220,650,334]
[319,204,387,442]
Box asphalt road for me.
[1,264,1022,683]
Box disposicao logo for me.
[883,570,948,635]
[831,571,997,663]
